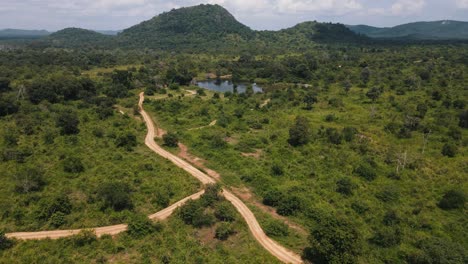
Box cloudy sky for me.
[1,0,468,31]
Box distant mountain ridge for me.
[347,20,468,39]
[0,29,50,39]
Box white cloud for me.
[275,0,362,14]
[455,0,468,8]
[391,0,425,15]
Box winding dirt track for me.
[139,93,302,264]
[6,190,205,240]
[6,93,302,264]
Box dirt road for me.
[139,93,302,264]
[6,190,205,240]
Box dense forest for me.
[0,3,467,264]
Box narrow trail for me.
[6,190,204,240]
[188,120,217,131]
[139,93,302,264]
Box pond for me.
[196,80,263,93]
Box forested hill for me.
[45,28,113,48]
[37,4,366,51]
[347,20,468,40]
[117,4,255,49]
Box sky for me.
[1,0,468,31]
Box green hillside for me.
[117,4,254,50]
[348,20,468,39]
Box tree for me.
[127,214,162,238]
[360,67,370,85]
[97,182,133,211]
[215,223,235,240]
[111,70,133,89]
[15,165,45,193]
[438,189,465,210]
[0,78,11,92]
[304,217,362,264]
[288,116,311,147]
[56,110,80,135]
[277,195,303,216]
[366,87,382,102]
[459,111,468,128]
[162,132,179,147]
[214,201,236,222]
[63,156,85,173]
[0,95,19,117]
[354,163,377,181]
[441,143,457,157]
[115,132,137,151]
[0,231,13,250]
[303,92,318,110]
[336,178,355,196]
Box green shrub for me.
[441,143,457,157]
[371,227,402,247]
[162,132,179,147]
[127,214,162,238]
[0,231,13,250]
[14,165,45,193]
[304,216,362,264]
[336,178,355,196]
[264,219,289,237]
[438,189,466,210]
[214,201,236,222]
[288,116,311,147]
[96,182,133,211]
[63,156,85,173]
[72,230,97,247]
[215,222,235,240]
[263,189,284,207]
[277,195,303,216]
[375,186,400,203]
[354,164,377,181]
[115,132,137,151]
[49,211,66,227]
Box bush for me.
[0,231,13,250]
[162,132,179,147]
[214,201,236,222]
[215,223,235,240]
[354,164,377,181]
[97,182,133,211]
[263,189,284,207]
[409,238,467,264]
[36,195,72,220]
[178,199,215,228]
[72,230,97,247]
[336,178,355,196]
[303,216,362,264]
[196,88,206,96]
[371,227,402,247]
[271,164,284,176]
[264,219,289,237]
[14,165,45,193]
[115,132,137,151]
[49,212,66,227]
[326,128,342,145]
[288,116,311,147]
[56,110,80,135]
[201,184,221,207]
[127,214,162,238]
[438,189,466,210]
[342,127,357,142]
[375,186,400,203]
[441,143,457,157]
[277,195,303,216]
[63,156,85,173]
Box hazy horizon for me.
[1,1,468,31]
